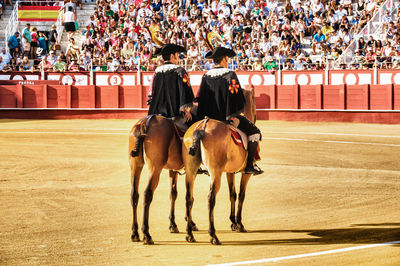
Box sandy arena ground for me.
[0,119,399,265]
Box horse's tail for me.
[188,118,208,156]
[130,115,155,157]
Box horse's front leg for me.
[208,171,222,245]
[142,168,161,245]
[236,173,251,233]
[226,173,237,231]
[168,170,179,233]
[130,159,143,242]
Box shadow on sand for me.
[222,223,400,246]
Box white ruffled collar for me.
[205,68,231,77]
[155,63,180,73]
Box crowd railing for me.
[56,9,64,44]
[4,1,19,53]
[6,56,400,74]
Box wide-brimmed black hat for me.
[154,44,186,57]
[205,46,236,60]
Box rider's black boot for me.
[244,141,264,175]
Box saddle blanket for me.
[229,126,260,161]
[229,126,248,150]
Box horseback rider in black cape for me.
[147,43,194,129]
[195,46,264,175]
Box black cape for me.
[148,63,194,118]
[196,68,245,121]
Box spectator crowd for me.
[1,0,399,72]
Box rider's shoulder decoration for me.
[204,68,231,78]
[155,64,180,73]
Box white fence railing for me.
[56,11,64,44]
[337,0,398,65]
[4,1,20,52]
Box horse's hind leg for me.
[185,190,199,232]
[208,171,222,245]
[142,167,162,245]
[183,132,202,243]
[236,173,251,232]
[168,170,179,233]
[184,171,197,243]
[183,155,201,242]
[226,173,237,231]
[130,158,143,242]
[189,215,198,231]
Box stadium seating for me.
[1,0,397,72]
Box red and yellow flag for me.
[18,6,61,22]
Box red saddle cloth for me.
[229,128,261,161]
[230,129,244,146]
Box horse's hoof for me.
[169,225,179,233]
[210,237,221,245]
[131,233,140,242]
[186,235,196,243]
[231,223,238,231]
[143,236,154,245]
[236,224,247,233]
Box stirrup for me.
[197,167,209,176]
[244,164,264,175]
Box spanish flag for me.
[18,6,61,22]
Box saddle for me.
[228,126,260,161]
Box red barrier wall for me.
[394,85,400,110]
[119,86,143,108]
[276,85,299,109]
[322,85,345,110]
[2,84,399,111]
[47,85,70,108]
[254,85,275,109]
[23,85,46,108]
[346,85,369,110]
[370,85,393,110]
[1,84,399,123]
[96,86,119,108]
[71,86,95,108]
[299,85,322,109]
[0,86,19,108]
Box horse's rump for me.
[129,115,184,170]
[130,115,156,157]
[185,119,248,173]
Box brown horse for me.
[128,115,197,244]
[182,86,257,245]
